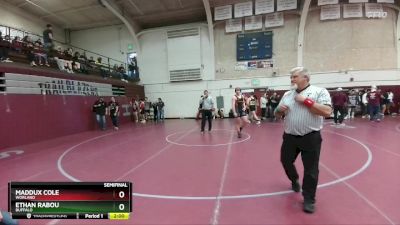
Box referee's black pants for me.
[201,110,212,132]
[280,131,322,203]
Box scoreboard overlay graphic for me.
[8,182,132,220]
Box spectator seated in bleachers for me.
[22,35,37,67]
[74,52,88,74]
[33,40,50,67]
[64,48,74,73]
[71,51,81,72]
[118,63,128,83]
[110,64,127,82]
[4,35,11,43]
[112,64,119,77]
[53,46,67,72]
[0,32,13,62]
[79,52,87,61]
[2,25,134,83]
[95,57,109,79]
[11,36,23,53]
[88,56,95,64]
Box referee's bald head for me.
[290,67,310,82]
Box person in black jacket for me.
[93,97,107,130]
[152,101,158,121]
[108,97,119,130]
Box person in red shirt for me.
[367,86,381,122]
[331,87,348,125]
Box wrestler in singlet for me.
[235,94,246,117]
[249,97,257,112]
[232,87,250,138]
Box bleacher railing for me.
[0,24,136,79]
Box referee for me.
[200,90,215,133]
[274,67,332,213]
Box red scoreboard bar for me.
[8,182,132,220]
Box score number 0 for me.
[118,191,125,211]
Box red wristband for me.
[303,98,315,108]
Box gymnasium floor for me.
[1,117,399,225]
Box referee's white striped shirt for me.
[200,96,214,110]
[278,85,332,136]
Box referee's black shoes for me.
[291,180,300,192]
[303,201,315,213]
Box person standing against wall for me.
[144,97,151,121]
[152,100,158,121]
[367,86,381,122]
[270,92,279,122]
[108,97,119,130]
[331,87,348,126]
[260,93,268,120]
[196,95,203,120]
[200,90,215,133]
[386,90,394,115]
[157,98,165,121]
[93,97,107,130]
[139,99,146,123]
[130,97,139,123]
[347,89,358,119]
[362,89,369,118]
[274,67,332,213]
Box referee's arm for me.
[306,89,332,117]
[274,105,287,117]
[309,102,332,117]
[274,92,289,117]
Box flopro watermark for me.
[366,11,387,18]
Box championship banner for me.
[377,0,394,3]
[234,1,253,18]
[265,12,284,28]
[4,73,113,96]
[245,16,263,31]
[214,5,232,21]
[343,3,363,18]
[255,0,274,15]
[277,0,297,12]
[320,4,341,20]
[349,0,368,3]
[225,18,243,33]
[365,3,386,18]
[318,0,338,6]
